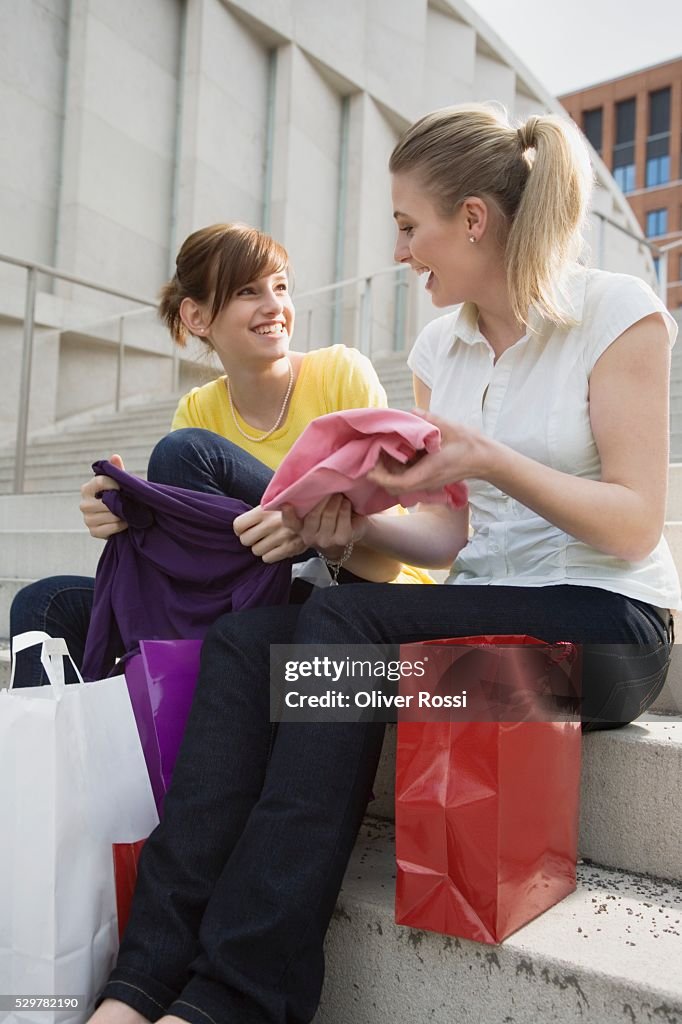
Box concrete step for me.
[0,530,104,579]
[578,717,682,880]
[370,719,682,882]
[0,443,155,471]
[24,406,176,435]
[654,644,682,715]
[0,468,149,495]
[0,398,178,435]
[319,820,682,1024]
[0,494,85,530]
[0,406,179,462]
[49,398,179,424]
[33,418,174,443]
[0,421,175,456]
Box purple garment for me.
[81,460,291,680]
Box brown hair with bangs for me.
[158,223,289,347]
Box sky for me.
[471,0,681,96]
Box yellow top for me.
[172,346,386,471]
[172,345,432,585]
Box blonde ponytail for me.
[505,114,593,325]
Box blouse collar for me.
[450,264,589,349]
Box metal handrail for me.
[1,251,157,492]
[590,210,659,252]
[655,237,682,301]
[0,251,157,306]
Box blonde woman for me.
[92,108,678,1024]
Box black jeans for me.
[100,582,671,1024]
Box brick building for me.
[560,57,682,309]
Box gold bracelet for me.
[317,540,354,586]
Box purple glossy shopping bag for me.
[124,639,202,815]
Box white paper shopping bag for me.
[0,632,159,1024]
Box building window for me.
[646,154,670,187]
[646,87,671,187]
[645,208,668,237]
[583,107,603,154]
[614,165,636,192]
[612,97,636,193]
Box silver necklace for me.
[226,358,294,443]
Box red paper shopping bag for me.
[113,840,146,940]
[395,635,582,944]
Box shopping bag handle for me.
[9,630,85,695]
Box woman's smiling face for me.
[391,172,480,309]
[208,270,295,368]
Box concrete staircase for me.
[0,371,681,1023]
[0,396,181,495]
[374,354,416,411]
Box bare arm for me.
[370,314,670,562]
[361,502,469,569]
[413,373,431,411]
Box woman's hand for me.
[233,505,308,563]
[367,410,493,495]
[281,494,368,561]
[80,454,128,539]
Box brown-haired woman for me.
[10,223,427,685]
[89,106,678,1024]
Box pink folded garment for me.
[261,408,468,517]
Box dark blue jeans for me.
[100,582,672,1024]
[9,429,275,685]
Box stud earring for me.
[469,236,476,243]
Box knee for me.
[10,579,49,633]
[9,576,93,637]
[147,428,243,486]
[147,429,202,483]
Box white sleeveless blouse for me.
[407,266,681,610]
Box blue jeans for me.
[10,429,275,685]
[100,582,672,1024]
